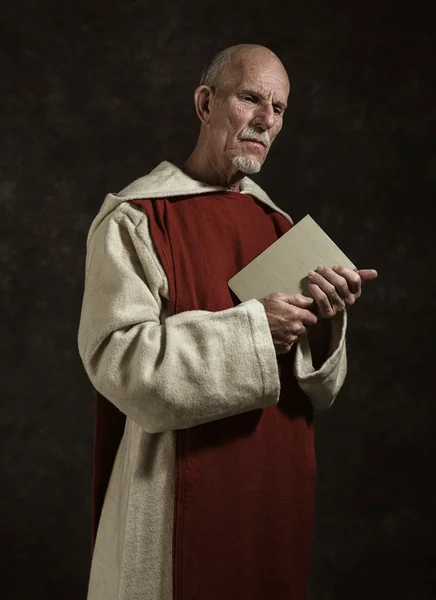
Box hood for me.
[86,160,293,244]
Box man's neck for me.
[183,147,244,193]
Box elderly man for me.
[78,44,377,600]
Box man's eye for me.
[243,95,256,102]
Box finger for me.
[307,282,336,319]
[286,305,318,328]
[290,323,308,337]
[308,269,346,311]
[297,307,319,327]
[331,265,361,296]
[314,265,353,303]
[358,269,378,281]
[282,330,300,347]
[283,294,315,309]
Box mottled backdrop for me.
[1,0,435,598]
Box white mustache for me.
[240,127,270,148]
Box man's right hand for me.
[257,293,318,355]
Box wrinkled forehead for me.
[222,56,290,101]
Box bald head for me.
[200,44,290,94]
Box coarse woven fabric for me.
[77,161,347,600]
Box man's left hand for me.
[307,265,378,319]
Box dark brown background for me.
[1,0,435,598]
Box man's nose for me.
[252,104,275,130]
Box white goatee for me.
[232,156,261,175]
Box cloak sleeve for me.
[293,310,348,410]
[77,204,280,433]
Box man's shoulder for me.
[116,161,225,201]
[116,161,178,199]
[85,162,174,243]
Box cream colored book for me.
[228,214,357,302]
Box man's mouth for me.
[241,139,266,148]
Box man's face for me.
[206,55,289,175]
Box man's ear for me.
[194,85,214,124]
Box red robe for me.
[93,190,316,600]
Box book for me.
[228,214,356,302]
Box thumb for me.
[357,269,378,281]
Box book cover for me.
[228,215,356,302]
